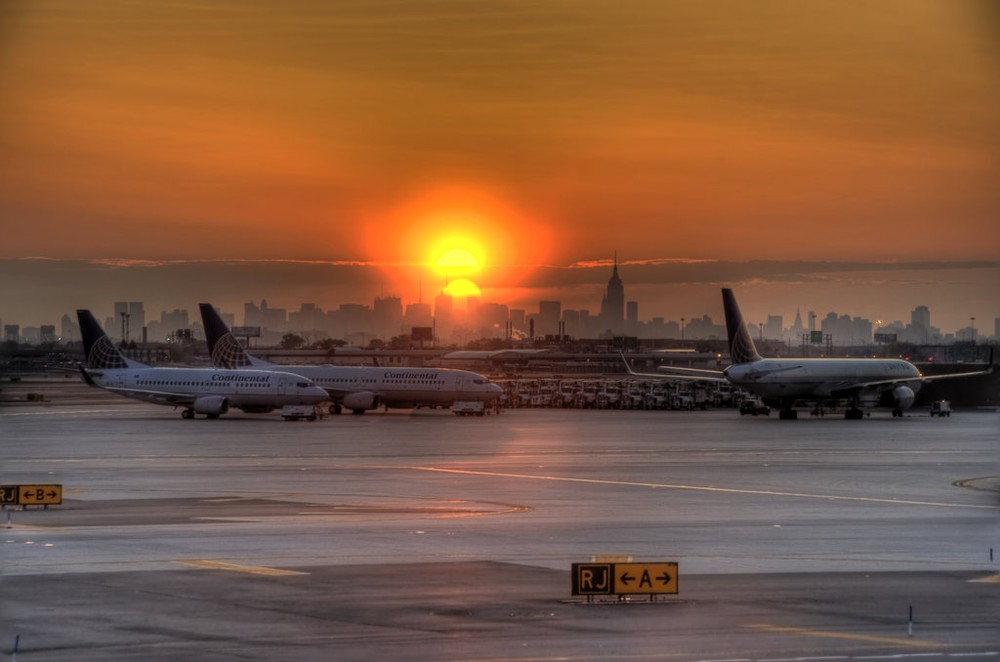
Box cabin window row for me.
[137,380,269,387]
[317,378,443,385]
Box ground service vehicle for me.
[930,400,951,417]
[739,399,771,416]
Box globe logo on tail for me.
[211,333,254,369]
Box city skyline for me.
[4,258,995,346]
[2,2,998,336]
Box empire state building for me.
[600,255,625,330]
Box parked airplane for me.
[77,309,329,419]
[199,303,504,414]
[626,289,992,419]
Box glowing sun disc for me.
[444,278,482,297]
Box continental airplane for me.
[199,303,504,414]
[77,309,329,419]
[626,288,992,420]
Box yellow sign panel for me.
[572,561,678,596]
[614,563,678,595]
[14,484,62,506]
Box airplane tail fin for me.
[76,309,145,369]
[721,288,762,364]
[199,303,266,368]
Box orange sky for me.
[0,1,998,331]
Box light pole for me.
[120,312,130,344]
[680,318,685,341]
[970,317,976,344]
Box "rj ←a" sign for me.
[572,561,678,596]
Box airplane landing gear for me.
[779,408,798,420]
[845,408,865,420]
[182,409,195,419]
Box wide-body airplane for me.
[77,309,329,419]
[627,289,991,420]
[199,304,503,414]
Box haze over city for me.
[1,1,998,335]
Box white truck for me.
[281,405,318,421]
[453,401,488,416]
[929,400,951,417]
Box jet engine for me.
[892,385,915,411]
[342,391,380,414]
[193,395,230,416]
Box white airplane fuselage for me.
[273,365,504,408]
[85,367,330,414]
[724,358,921,401]
[197,303,502,413]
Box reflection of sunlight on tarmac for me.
[305,499,531,519]
[413,467,1000,510]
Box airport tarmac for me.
[1,379,998,661]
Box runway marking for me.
[691,654,999,662]
[176,559,307,576]
[413,467,1000,510]
[947,655,1000,658]
[746,624,941,649]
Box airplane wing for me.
[79,368,199,405]
[101,384,200,405]
[831,364,993,399]
[621,354,728,383]
[318,386,353,399]
[656,365,726,377]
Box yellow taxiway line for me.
[177,559,307,576]
[746,623,941,648]
[414,467,999,510]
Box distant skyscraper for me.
[539,300,561,337]
[626,301,638,329]
[509,309,526,335]
[599,254,625,331]
[911,305,931,343]
[434,293,454,341]
[112,301,143,342]
[244,301,262,327]
[60,313,75,342]
[129,302,145,339]
[373,296,403,339]
[404,302,433,329]
[764,315,783,340]
[792,308,804,336]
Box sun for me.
[430,239,484,279]
[361,185,554,305]
[443,278,482,298]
